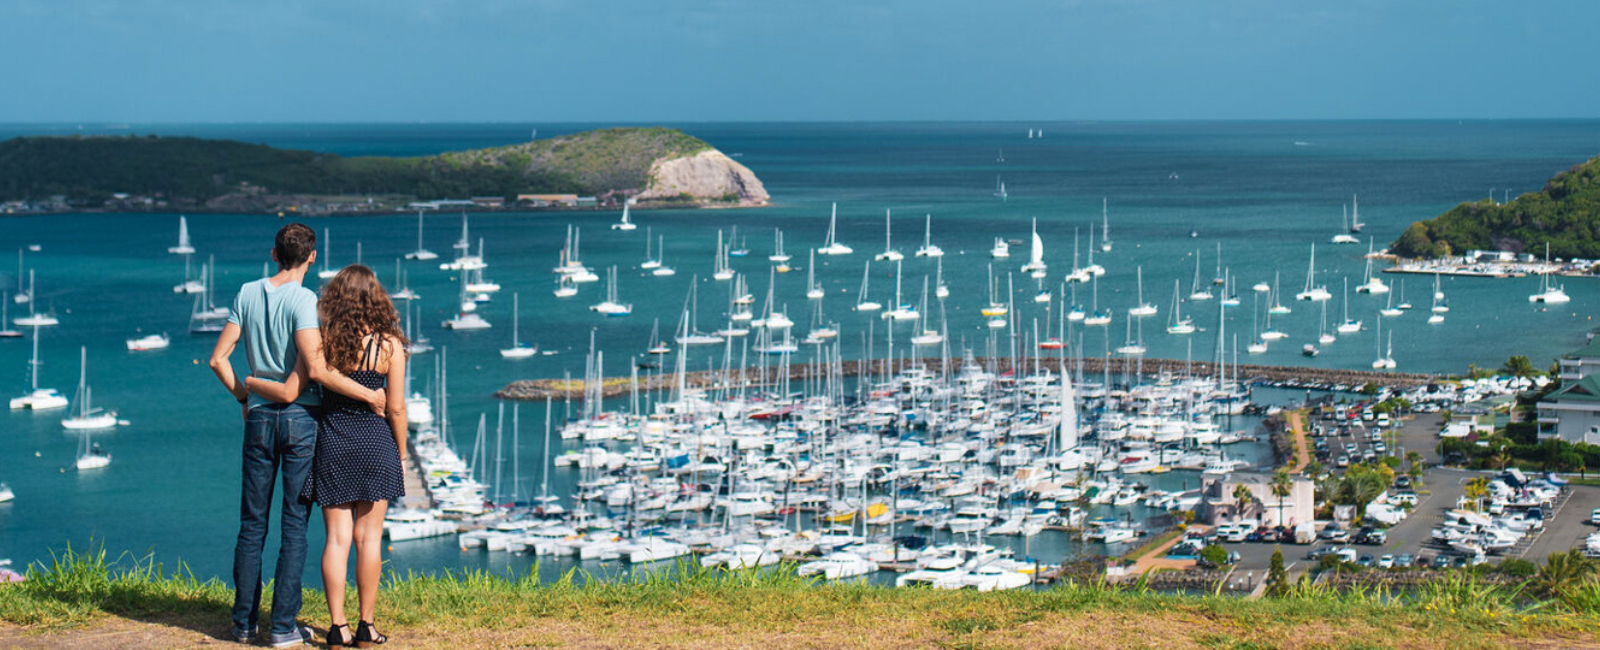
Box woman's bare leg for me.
[322,504,355,626]
[351,500,388,625]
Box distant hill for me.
[0,127,768,209]
[1391,154,1600,259]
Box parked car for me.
[1377,554,1395,569]
[1590,508,1600,526]
[1415,555,1433,569]
[1321,524,1350,543]
[1395,554,1415,568]
[1394,475,1413,489]
[1337,455,1351,468]
[1357,554,1376,567]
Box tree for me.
[1494,450,1513,471]
[1233,483,1257,521]
[1270,470,1294,527]
[1267,547,1290,597]
[1503,355,1538,378]
[1534,550,1598,603]
[1464,476,1490,512]
[1405,451,1424,480]
[1200,544,1230,568]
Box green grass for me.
[3,545,1599,647]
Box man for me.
[209,223,383,647]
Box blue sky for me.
[0,0,1593,122]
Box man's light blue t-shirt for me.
[228,278,321,409]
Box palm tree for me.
[1503,355,1537,378]
[1270,470,1294,526]
[1464,476,1489,512]
[1405,451,1424,481]
[1535,549,1598,602]
[1233,483,1257,522]
[1494,450,1513,471]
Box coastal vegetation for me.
[0,127,748,208]
[1391,153,1600,259]
[4,545,1600,647]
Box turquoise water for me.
[2,120,1599,583]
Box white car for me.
[1589,508,1600,526]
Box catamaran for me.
[1295,244,1332,302]
[853,263,881,312]
[611,202,637,231]
[818,203,853,255]
[589,267,633,317]
[62,347,119,430]
[404,210,439,260]
[1187,249,1213,301]
[1336,278,1362,334]
[1166,280,1195,334]
[14,271,58,327]
[168,215,196,255]
[874,210,903,262]
[769,229,791,264]
[500,293,538,358]
[74,426,111,471]
[1126,267,1157,317]
[1529,244,1570,304]
[440,214,487,271]
[10,326,68,410]
[1332,204,1360,244]
[1355,239,1389,294]
[1021,218,1047,278]
[915,214,944,258]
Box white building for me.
[1199,473,1315,527]
[1538,337,1600,444]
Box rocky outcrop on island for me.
[0,127,768,213]
[1391,153,1600,259]
[638,149,769,207]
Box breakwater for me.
[495,356,1445,401]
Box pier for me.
[496,356,1446,401]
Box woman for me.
[249,264,407,649]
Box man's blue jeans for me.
[232,403,317,640]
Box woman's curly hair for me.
[318,264,408,374]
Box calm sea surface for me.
[2,120,1599,583]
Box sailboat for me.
[553,274,578,298]
[611,202,637,231]
[9,326,68,410]
[651,234,676,277]
[1317,299,1336,345]
[1246,295,1268,354]
[1021,218,1047,277]
[402,300,432,355]
[1115,312,1145,355]
[1428,273,1447,323]
[1332,204,1360,244]
[990,237,1010,258]
[1033,275,1052,303]
[390,259,419,301]
[442,273,491,330]
[674,280,725,345]
[881,261,918,321]
[769,229,791,264]
[853,263,881,312]
[499,294,537,358]
[1371,316,1396,369]
[1219,271,1241,307]
[441,214,487,271]
[1084,274,1111,327]
[317,228,339,279]
[168,215,196,255]
[909,278,944,346]
[646,319,672,355]
[980,265,1008,318]
[1099,198,1113,252]
[74,427,111,471]
[1188,249,1213,301]
[818,203,853,255]
[1336,278,1362,334]
[1166,280,1195,334]
[1355,239,1389,294]
[1350,194,1364,233]
[1379,289,1403,318]
[874,210,903,262]
[404,210,439,260]
[1267,272,1291,315]
[934,257,950,299]
[806,250,825,299]
[13,250,30,304]
[1397,279,1413,310]
[0,292,21,338]
[1260,288,1287,340]
[589,267,633,316]
[713,231,735,281]
[994,176,1008,200]
[187,266,226,334]
[1082,224,1106,277]
[1127,267,1157,317]
[915,214,944,257]
[1529,244,1570,303]
[1295,244,1332,301]
[640,227,662,270]
[62,347,119,430]
[14,271,58,328]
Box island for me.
[0,127,769,214]
[1391,153,1600,260]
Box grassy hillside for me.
[4,547,1600,648]
[0,127,711,203]
[1391,154,1600,259]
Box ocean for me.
[2,120,1598,584]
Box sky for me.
[0,0,1594,123]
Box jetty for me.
[497,356,1444,401]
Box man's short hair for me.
[275,223,317,271]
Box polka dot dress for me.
[300,341,405,507]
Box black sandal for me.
[327,623,355,649]
[355,620,387,648]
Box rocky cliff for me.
[639,149,770,207]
